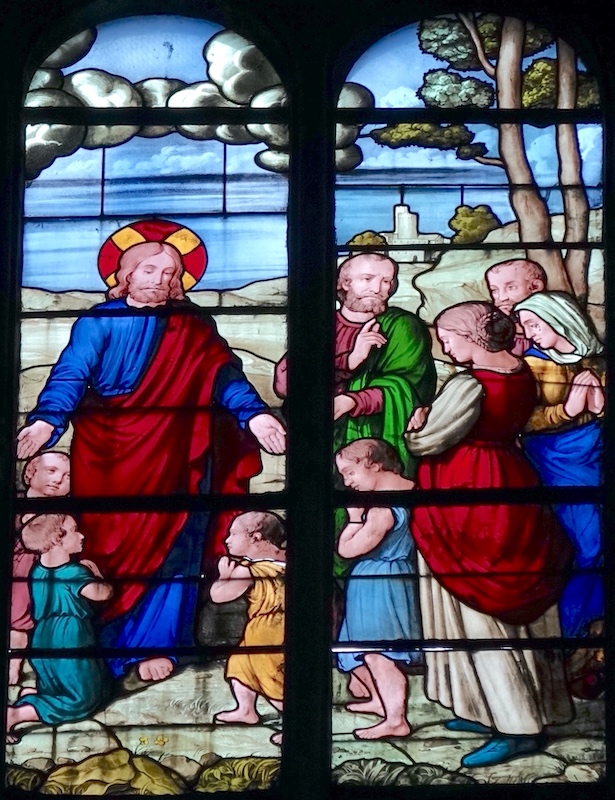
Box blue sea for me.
[23,170,602,292]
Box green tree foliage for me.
[418,14,553,70]
[456,143,489,160]
[369,122,474,150]
[419,69,494,109]
[347,231,388,247]
[448,205,502,243]
[522,59,600,108]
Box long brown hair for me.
[108,242,186,300]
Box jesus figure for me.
[17,221,286,683]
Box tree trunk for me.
[556,38,590,305]
[496,17,571,291]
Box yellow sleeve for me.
[524,357,572,432]
[526,401,572,431]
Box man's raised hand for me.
[16,420,54,459]
[347,319,387,371]
[248,413,286,454]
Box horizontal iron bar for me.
[22,107,289,125]
[336,108,603,124]
[336,241,603,251]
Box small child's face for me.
[28,454,70,497]
[59,517,85,555]
[336,455,378,491]
[225,518,254,557]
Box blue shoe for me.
[461,733,547,768]
[445,718,492,735]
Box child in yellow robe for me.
[210,511,286,744]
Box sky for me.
[31,14,602,186]
[66,15,224,84]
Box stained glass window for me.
[9,15,288,793]
[1,3,610,798]
[331,12,605,787]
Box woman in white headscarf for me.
[515,292,604,679]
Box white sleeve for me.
[405,371,483,456]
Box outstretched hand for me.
[248,413,286,454]
[16,420,54,459]
[334,394,357,420]
[406,406,430,432]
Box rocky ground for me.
[5,660,605,792]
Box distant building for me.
[380,204,448,263]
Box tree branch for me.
[458,13,496,78]
[474,155,505,168]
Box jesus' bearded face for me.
[127,251,179,306]
[340,257,396,315]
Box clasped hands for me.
[564,369,604,418]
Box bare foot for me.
[348,672,370,699]
[346,699,385,716]
[270,731,283,745]
[214,708,259,725]
[18,687,37,698]
[353,720,411,740]
[137,657,175,682]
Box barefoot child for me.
[335,438,420,740]
[210,512,286,744]
[6,514,112,741]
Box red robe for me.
[412,366,573,626]
[71,308,261,621]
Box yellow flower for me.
[138,736,149,746]
[154,735,169,746]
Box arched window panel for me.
[330,12,605,789]
[11,15,289,790]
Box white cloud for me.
[525,129,557,184]
[36,150,101,180]
[578,126,603,186]
[379,85,421,108]
[361,144,476,170]
[524,125,603,189]
[108,144,222,177]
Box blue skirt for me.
[337,557,421,672]
[523,420,603,637]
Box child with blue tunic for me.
[6,514,112,742]
[335,438,420,741]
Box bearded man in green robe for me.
[329,252,436,477]
[275,252,435,572]
[275,251,436,479]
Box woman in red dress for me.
[407,301,573,769]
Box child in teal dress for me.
[6,514,112,742]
